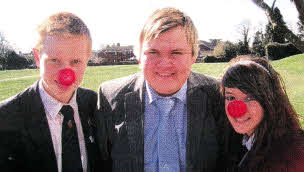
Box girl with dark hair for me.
[221,56,304,171]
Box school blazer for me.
[0,81,102,172]
[96,72,226,172]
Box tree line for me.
[1,0,303,69]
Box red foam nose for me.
[58,69,75,86]
[227,100,247,118]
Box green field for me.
[0,54,303,120]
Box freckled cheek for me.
[248,102,264,117]
[74,68,86,81]
[41,66,57,79]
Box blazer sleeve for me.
[95,85,113,171]
[0,97,28,172]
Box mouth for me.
[235,117,251,123]
[55,80,72,89]
[156,72,175,77]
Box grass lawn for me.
[0,54,303,125]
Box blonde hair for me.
[35,12,92,52]
[137,7,198,59]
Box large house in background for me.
[90,40,219,65]
[198,40,217,57]
[93,44,135,64]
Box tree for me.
[5,50,28,69]
[0,32,12,70]
[265,7,287,43]
[292,0,304,41]
[291,0,304,26]
[208,39,221,47]
[236,21,251,55]
[298,21,304,40]
[252,30,266,56]
[251,0,304,52]
[213,41,238,61]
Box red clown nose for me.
[58,68,75,86]
[227,100,247,118]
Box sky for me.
[0,0,299,53]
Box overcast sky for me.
[0,0,299,52]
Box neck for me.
[42,82,75,104]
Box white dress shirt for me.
[39,81,87,172]
[242,134,255,151]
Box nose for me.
[227,100,247,118]
[61,61,72,69]
[58,68,76,86]
[157,53,174,66]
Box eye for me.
[244,96,255,102]
[73,59,80,64]
[148,50,158,55]
[51,59,57,63]
[171,51,183,55]
[225,96,235,101]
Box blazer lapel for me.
[186,72,208,168]
[25,81,58,171]
[124,74,145,170]
[76,89,96,172]
[186,86,206,168]
[76,89,91,146]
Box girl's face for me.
[225,87,264,136]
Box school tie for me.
[156,98,180,172]
[60,105,83,172]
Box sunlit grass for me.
[1,54,303,121]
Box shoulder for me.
[190,71,219,85]
[0,84,37,113]
[0,84,38,135]
[76,87,97,108]
[188,71,221,100]
[263,131,304,170]
[77,87,97,99]
[98,73,142,99]
[189,71,220,91]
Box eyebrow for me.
[225,91,233,95]
[144,48,158,52]
[172,48,184,51]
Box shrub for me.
[265,42,302,60]
[213,41,238,61]
[203,55,226,63]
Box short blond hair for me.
[35,12,92,52]
[137,7,198,59]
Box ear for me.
[32,48,41,68]
[191,56,197,64]
[137,56,141,65]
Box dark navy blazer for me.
[0,81,102,172]
[96,72,228,172]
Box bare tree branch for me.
[251,0,304,52]
[292,0,304,26]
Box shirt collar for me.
[39,80,78,119]
[242,134,255,151]
[145,81,187,104]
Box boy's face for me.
[34,35,91,103]
[139,26,196,96]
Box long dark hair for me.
[221,56,302,166]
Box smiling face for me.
[139,26,196,96]
[33,34,91,103]
[225,87,264,136]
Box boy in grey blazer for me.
[96,7,230,172]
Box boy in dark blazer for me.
[0,12,101,172]
[96,8,229,172]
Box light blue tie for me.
[156,98,180,172]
